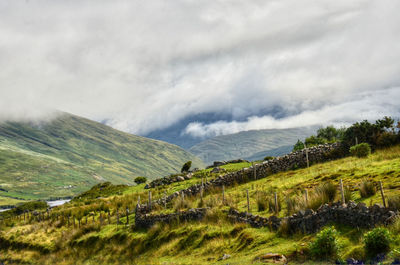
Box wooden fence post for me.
[304,143,309,168]
[222,185,225,205]
[252,162,257,180]
[126,208,129,225]
[304,189,309,206]
[246,189,250,213]
[379,181,386,208]
[274,192,279,214]
[200,185,204,201]
[340,179,345,204]
[138,195,141,205]
[148,191,152,211]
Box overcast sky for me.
[1,0,399,138]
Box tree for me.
[292,140,305,152]
[134,176,147,185]
[181,161,192,173]
[305,135,326,147]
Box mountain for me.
[189,127,317,164]
[0,113,204,201]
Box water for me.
[47,199,71,208]
[0,199,71,212]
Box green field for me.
[0,113,204,202]
[0,145,399,264]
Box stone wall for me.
[228,202,398,234]
[135,207,208,229]
[137,143,342,214]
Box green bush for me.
[292,140,305,152]
[310,226,339,259]
[263,156,274,161]
[359,180,376,198]
[350,143,371,158]
[363,227,392,258]
[134,176,147,185]
[181,161,192,173]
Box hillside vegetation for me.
[189,127,317,164]
[0,113,204,203]
[1,143,399,264]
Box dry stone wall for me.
[135,207,208,229]
[137,143,342,214]
[228,202,398,234]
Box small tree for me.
[292,140,305,152]
[364,228,392,258]
[181,161,192,173]
[134,176,147,185]
[310,226,340,260]
[350,143,371,158]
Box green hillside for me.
[1,144,399,264]
[0,113,204,202]
[189,127,317,164]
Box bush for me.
[134,176,147,185]
[376,132,398,148]
[293,140,305,152]
[181,161,192,173]
[263,156,274,161]
[363,227,392,258]
[310,226,339,259]
[350,143,371,158]
[359,180,376,198]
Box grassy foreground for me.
[0,145,400,264]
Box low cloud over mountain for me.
[1,1,399,137]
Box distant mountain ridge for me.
[189,127,317,164]
[0,113,204,201]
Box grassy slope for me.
[0,145,399,264]
[0,113,204,201]
[189,127,317,164]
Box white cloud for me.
[0,0,399,135]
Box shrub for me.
[350,143,371,158]
[359,180,376,198]
[388,195,400,211]
[134,176,147,185]
[309,226,339,259]
[376,132,398,148]
[263,156,274,161]
[293,140,305,152]
[181,161,192,173]
[363,227,392,258]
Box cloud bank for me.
[0,0,399,136]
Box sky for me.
[1,0,400,139]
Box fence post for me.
[138,195,141,205]
[126,208,129,225]
[148,191,152,211]
[305,189,309,205]
[304,143,309,168]
[339,179,345,204]
[379,181,387,208]
[200,185,204,201]
[355,137,358,145]
[274,192,279,214]
[252,162,257,180]
[222,185,225,205]
[246,189,250,213]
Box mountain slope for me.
[0,113,204,200]
[189,127,317,164]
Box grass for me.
[0,112,204,202]
[0,144,399,264]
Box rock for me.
[218,254,231,261]
[211,167,227,173]
[177,176,185,182]
[213,161,227,167]
[259,253,287,264]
